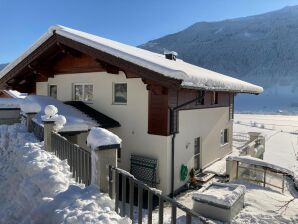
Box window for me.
[196,90,205,105]
[117,148,121,161]
[73,84,93,102]
[212,91,219,105]
[194,137,201,171]
[113,83,127,104]
[49,85,57,99]
[220,128,229,145]
[229,94,234,120]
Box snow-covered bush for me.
[87,127,122,150]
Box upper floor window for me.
[73,83,93,102]
[196,90,205,105]
[113,83,127,104]
[220,128,229,145]
[48,85,57,99]
[212,91,219,105]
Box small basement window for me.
[113,83,127,104]
[48,85,57,99]
[73,83,93,102]
[220,128,229,145]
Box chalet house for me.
[0,25,263,195]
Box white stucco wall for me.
[174,107,233,191]
[36,72,172,194]
[36,72,232,195]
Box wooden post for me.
[43,120,55,152]
[91,145,118,193]
[121,175,126,216]
[171,205,177,224]
[108,166,113,199]
[147,191,153,224]
[115,171,120,214]
[26,112,37,132]
[129,178,134,220]
[158,196,164,224]
[138,185,143,224]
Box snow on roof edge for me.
[0,25,263,94]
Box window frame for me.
[212,91,219,105]
[196,90,205,105]
[112,82,128,105]
[220,128,229,146]
[48,84,57,99]
[194,137,201,171]
[72,83,94,103]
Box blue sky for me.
[1,0,298,63]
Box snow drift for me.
[0,123,130,224]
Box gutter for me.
[169,92,205,197]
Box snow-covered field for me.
[0,123,130,224]
[172,114,298,224]
[234,114,298,172]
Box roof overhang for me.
[0,25,263,94]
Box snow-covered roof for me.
[4,90,27,99]
[0,25,263,94]
[87,127,122,150]
[24,95,98,132]
[227,155,294,176]
[192,182,246,208]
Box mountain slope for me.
[140,6,298,113]
[0,63,8,71]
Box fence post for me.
[26,112,37,132]
[43,120,55,152]
[226,159,238,181]
[91,144,119,194]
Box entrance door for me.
[194,137,201,171]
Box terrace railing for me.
[234,161,287,193]
[51,132,91,185]
[109,166,207,224]
[32,120,44,141]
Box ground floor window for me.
[113,83,127,104]
[73,83,93,102]
[194,137,201,170]
[48,85,57,99]
[220,128,229,145]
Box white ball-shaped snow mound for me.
[44,105,58,118]
[20,100,41,113]
[55,115,67,127]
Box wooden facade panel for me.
[148,85,169,136]
[53,54,105,74]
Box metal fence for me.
[236,162,286,193]
[109,166,207,224]
[51,132,91,186]
[32,120,44,141]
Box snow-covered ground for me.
[170,114,298,223]
[0,123,130,224]
[234,114,298,172]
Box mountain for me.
[140,6,298,113]
[0,63,8,71]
